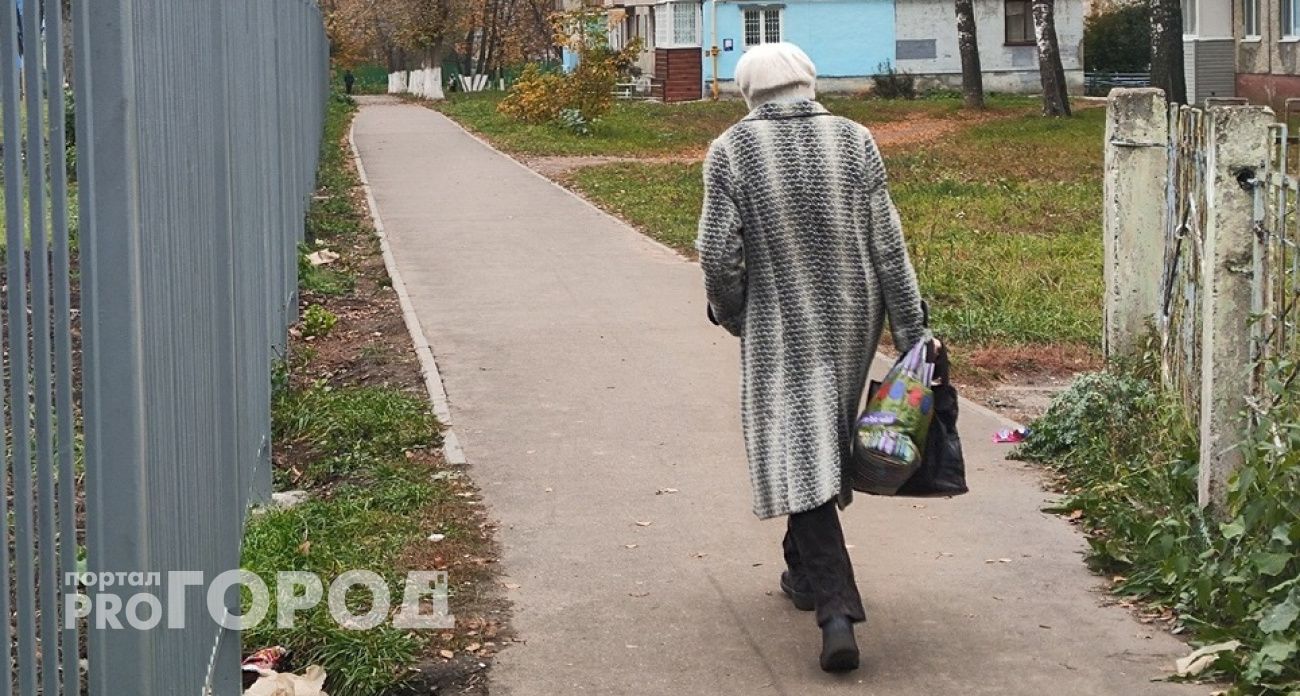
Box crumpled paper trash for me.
[306,249,340,266]
[243,666,328,696]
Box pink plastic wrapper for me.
[992,428,1029,444]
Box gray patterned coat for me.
[698,100,926,520]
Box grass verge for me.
[565,107,1106,352]
[241,93,501,696]
[434,92,1042,157]
[1018,362,1300,694]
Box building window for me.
[1181,0,1197,35]
[1284,0,1300,37]
[743,7,783,47]
[655,2,700,48]
[1004,0,1033,45]
[1244,0,1260,37]
[674,4,699,45]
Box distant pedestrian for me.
[697,42,928,673]
[343,69,355,95]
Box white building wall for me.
[894,0,1085,93]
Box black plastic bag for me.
[858,334,969,498]
[896,382,968,497]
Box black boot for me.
[779,570,814,611]
[819,616,859,672]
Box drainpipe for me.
[710,0,720,99]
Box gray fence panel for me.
[4,2,39,695]
[0,0,328,694]
[45,0,82,692]
[2,3,25,696]
[1,0,327,690]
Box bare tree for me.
[1149,0,1186,104]
[955,0,984,108]
[1032,0,1071,116]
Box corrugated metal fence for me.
[2,0,328,693]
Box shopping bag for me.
[895,381,968,497]
[849,336,935,495]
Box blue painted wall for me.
[702,0,895,81]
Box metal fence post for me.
[1103,88,1170,359]
[1199,105,1274,510]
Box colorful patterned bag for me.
[849,336,936,495]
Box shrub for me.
[872,61,916,100]
[1020,365,1300,693]
[498,8,641,131]
[300,304,338,338]
[1084,2,1151,72]
[497,64,569,123]
[557,107,592,135]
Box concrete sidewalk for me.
[352,98,1204,696]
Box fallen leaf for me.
[656,488,679,495]
[502,582,521,590]
[635,520,653,527]
[439,650,454,660]
[624,544,638,549]
[1067,510,1084,521]
[428,533,446,542]
[466,643,481,652]
[297,541,311,556]
[1175,641,1242,677]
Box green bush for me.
[1084,3,1151,72]
[300,304,338,338]
[871,61,916,100]
[1020,367,1300,693]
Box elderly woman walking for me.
[697,42,927,672]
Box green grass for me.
[242,93,450,696]
[889,109,1106,345]
[434,92,1041,157]
[568,107,1107,347]
[272,381,440,489]
[246,382,442,696]
[569,163,703,250]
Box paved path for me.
[352,98,1204,696]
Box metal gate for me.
[1250,123,1300,415]
[2,1,328,693]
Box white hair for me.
[734,42,817,109]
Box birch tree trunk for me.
[1032,0,1071,116]
[955,0,984,109]
[1149,0,1187,104]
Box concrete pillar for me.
[1199,105,1273,510]
[1103,88,1169,359]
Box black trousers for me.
[783,501,866,626]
